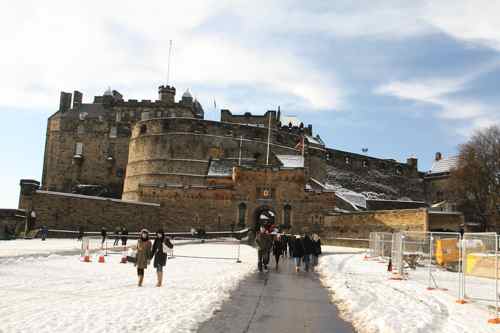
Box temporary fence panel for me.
[368,232,393,261]
[462,233,499,320]
[391,232,404,276]
[80,236,110,256]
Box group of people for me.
[255,224,322,272]
[134,229,174,287]
[91,226,129,246]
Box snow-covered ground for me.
[0,239,256,333]
[318,246,499,333]
[0,239,82,257]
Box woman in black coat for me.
[272,234,284,270]
[151,229,174,287]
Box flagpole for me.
[167,40,172,85]
[238,136,243,166]
[266,112,272,165]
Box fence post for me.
[489,235,500,324]
[236,240,242,263]
[428,233,433,290]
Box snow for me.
[0,239,82,258]
[276,155,304,168]
[318,246,499,333]
[0,239,257,333]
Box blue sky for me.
[1,0,499,208]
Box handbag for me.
[127,248,137,263]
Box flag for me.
[294,135,304,152]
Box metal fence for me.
[368,232,393,261]
[462,233,499,322]
[388,231,500,324]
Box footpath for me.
[198,257,354,333]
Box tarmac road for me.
[198,256,355,333]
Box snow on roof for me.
[336,192,367,209]
[280,115,301,127]
[276,155,304,168]
[207,159,234,177]
[305,135,324,146]
[429,156,458,174]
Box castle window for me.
[326,152,331,161]
[77,124,85,135]
[140,125,147,135]
[141,111,150,121]
[345,156,350,165]
[395,166,402,175]
[109,126,117,138]
[238,203,247,227]
[363,160,369,168]
[116,168,124,178]
[75,142,83,155]
[129,111,135,118]
[284,204,292,226]
[157,111,162,118]
[115,112,122,122]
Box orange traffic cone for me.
[83,247,91,262]
[98,253,105,263]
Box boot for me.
[156,272,163,287]
[138,275,144,287]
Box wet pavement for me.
[198,256,355,333]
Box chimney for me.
[59,92,72,112]
[407,157,418,169]
[435,152,442,161]
[73,91,83,108]
[158,85,176,103]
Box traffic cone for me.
[98,253,105,263]
[83,248,91,262]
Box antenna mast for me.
[167,40,173,85]
[266,112,272,165]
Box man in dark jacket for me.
[292,235,304,272]
[311,233,322,270]
[302,234,314,272]
[121,226,128,246]
[255,227,272,272]
[272,234,284,270]
[100,227,107,248]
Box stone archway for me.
[253,205,276,231]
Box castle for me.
[13,82,462,237]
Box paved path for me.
[198,256,355,333]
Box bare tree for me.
[448,125,500,231]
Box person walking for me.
[100,227,107,249]
[272,234,284,270]
[77,226,84,241]
[302,233,314,272]
[113,226,121,246]
[151,229,174,287]
[256,227,272,272]
[292,235,304,272]
[121,226,128,246]
[135,229,152,287]
[311,233,322,271]
[41,226,48,241]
